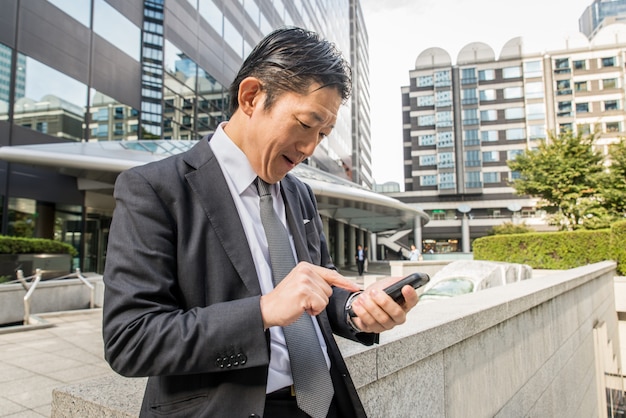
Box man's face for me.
[246,83,342,184]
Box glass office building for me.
[0,0,372,272]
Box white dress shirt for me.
[209,123,331,393]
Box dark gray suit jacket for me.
[102,138,377,417]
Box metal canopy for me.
[0,140,429,233]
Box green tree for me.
[601,140,626,217]
[507,130,605,230]
[488,221,533,235]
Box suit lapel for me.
[183,140,261,295]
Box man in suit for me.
[103,27,418,418]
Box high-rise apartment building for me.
[579,0,626,39]
[392,26,626,254]
[0,0,376,271]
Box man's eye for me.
[299,121,310,129]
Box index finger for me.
[313,265,361,292]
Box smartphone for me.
[383,272,430,304]
[347,272,430,317]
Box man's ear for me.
[238,77,263,116]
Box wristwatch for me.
[345,291,363,333]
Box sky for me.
[360,0,595,188]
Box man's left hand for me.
[348,277,419,333]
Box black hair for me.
[228,26,352,116]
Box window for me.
[419,154,436,166]
[435,91,452,107]
[93,0,140,60]
[36,121,48,133]
[479,69,495,81]
[605,100,619,111]
[525,82,544,99]
[465,171,482,188]
[481,130,498,142]
[438,152,454,167]
[418,115,435,126]
[417,75,433,87]
[438,172,455,189]
[504,86,523,99]
[480,89,497,101]
[556,79,571,95]
[436,111,453,127]
[506,128,525,140]
[461,68,477,84]
[418,134,435,146]
[560,123,573,132]
[434,70,451,87]
[606,121,621,133]
[483,172,500,183]
[602,57,616,67]
[574,81,587,92]
[558,101,572,117]
[48,0,91,26]
[576,102,589,113]
[573,60,586,70]
[463,108,478,125]
[482,151,499,162]
[420,175,437,186]
[603,78,618,89]
[224,16,243,56]
[15,53,87,140]
[465,150,481,166]
[437,131,454,147]
[503,66,522,78]
[554,58,570,74]
[199,0,223,34]
[480,109,497,121]
[527,103,545,120]
[417,95,434,107]
[464,129,479,140]
[523,60,542,78]
[462,88,478,104]
[505,107,524,119]
[507,149,524,160]
[529,124,546,139]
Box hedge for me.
[473,229,613,270]
[0,236,78,257]
[610,220,626,276]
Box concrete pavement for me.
[0,310,115,417]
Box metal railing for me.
[16,268,95,325]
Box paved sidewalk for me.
[0,310,115,417]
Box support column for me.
[335,222,345,267]
[322,216,330,243]
[462,213,470,253]
[348,227,356,267]
[413,215,423,252]
[370,233,377,262]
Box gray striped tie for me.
[256,178,334,418]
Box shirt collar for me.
[210,123,260,195]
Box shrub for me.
[0,236,77,257]
[473,229,612,270]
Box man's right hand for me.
[259,262,360,329]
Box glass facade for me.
[0,0,371,273]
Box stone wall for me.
[51,261,619,417]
